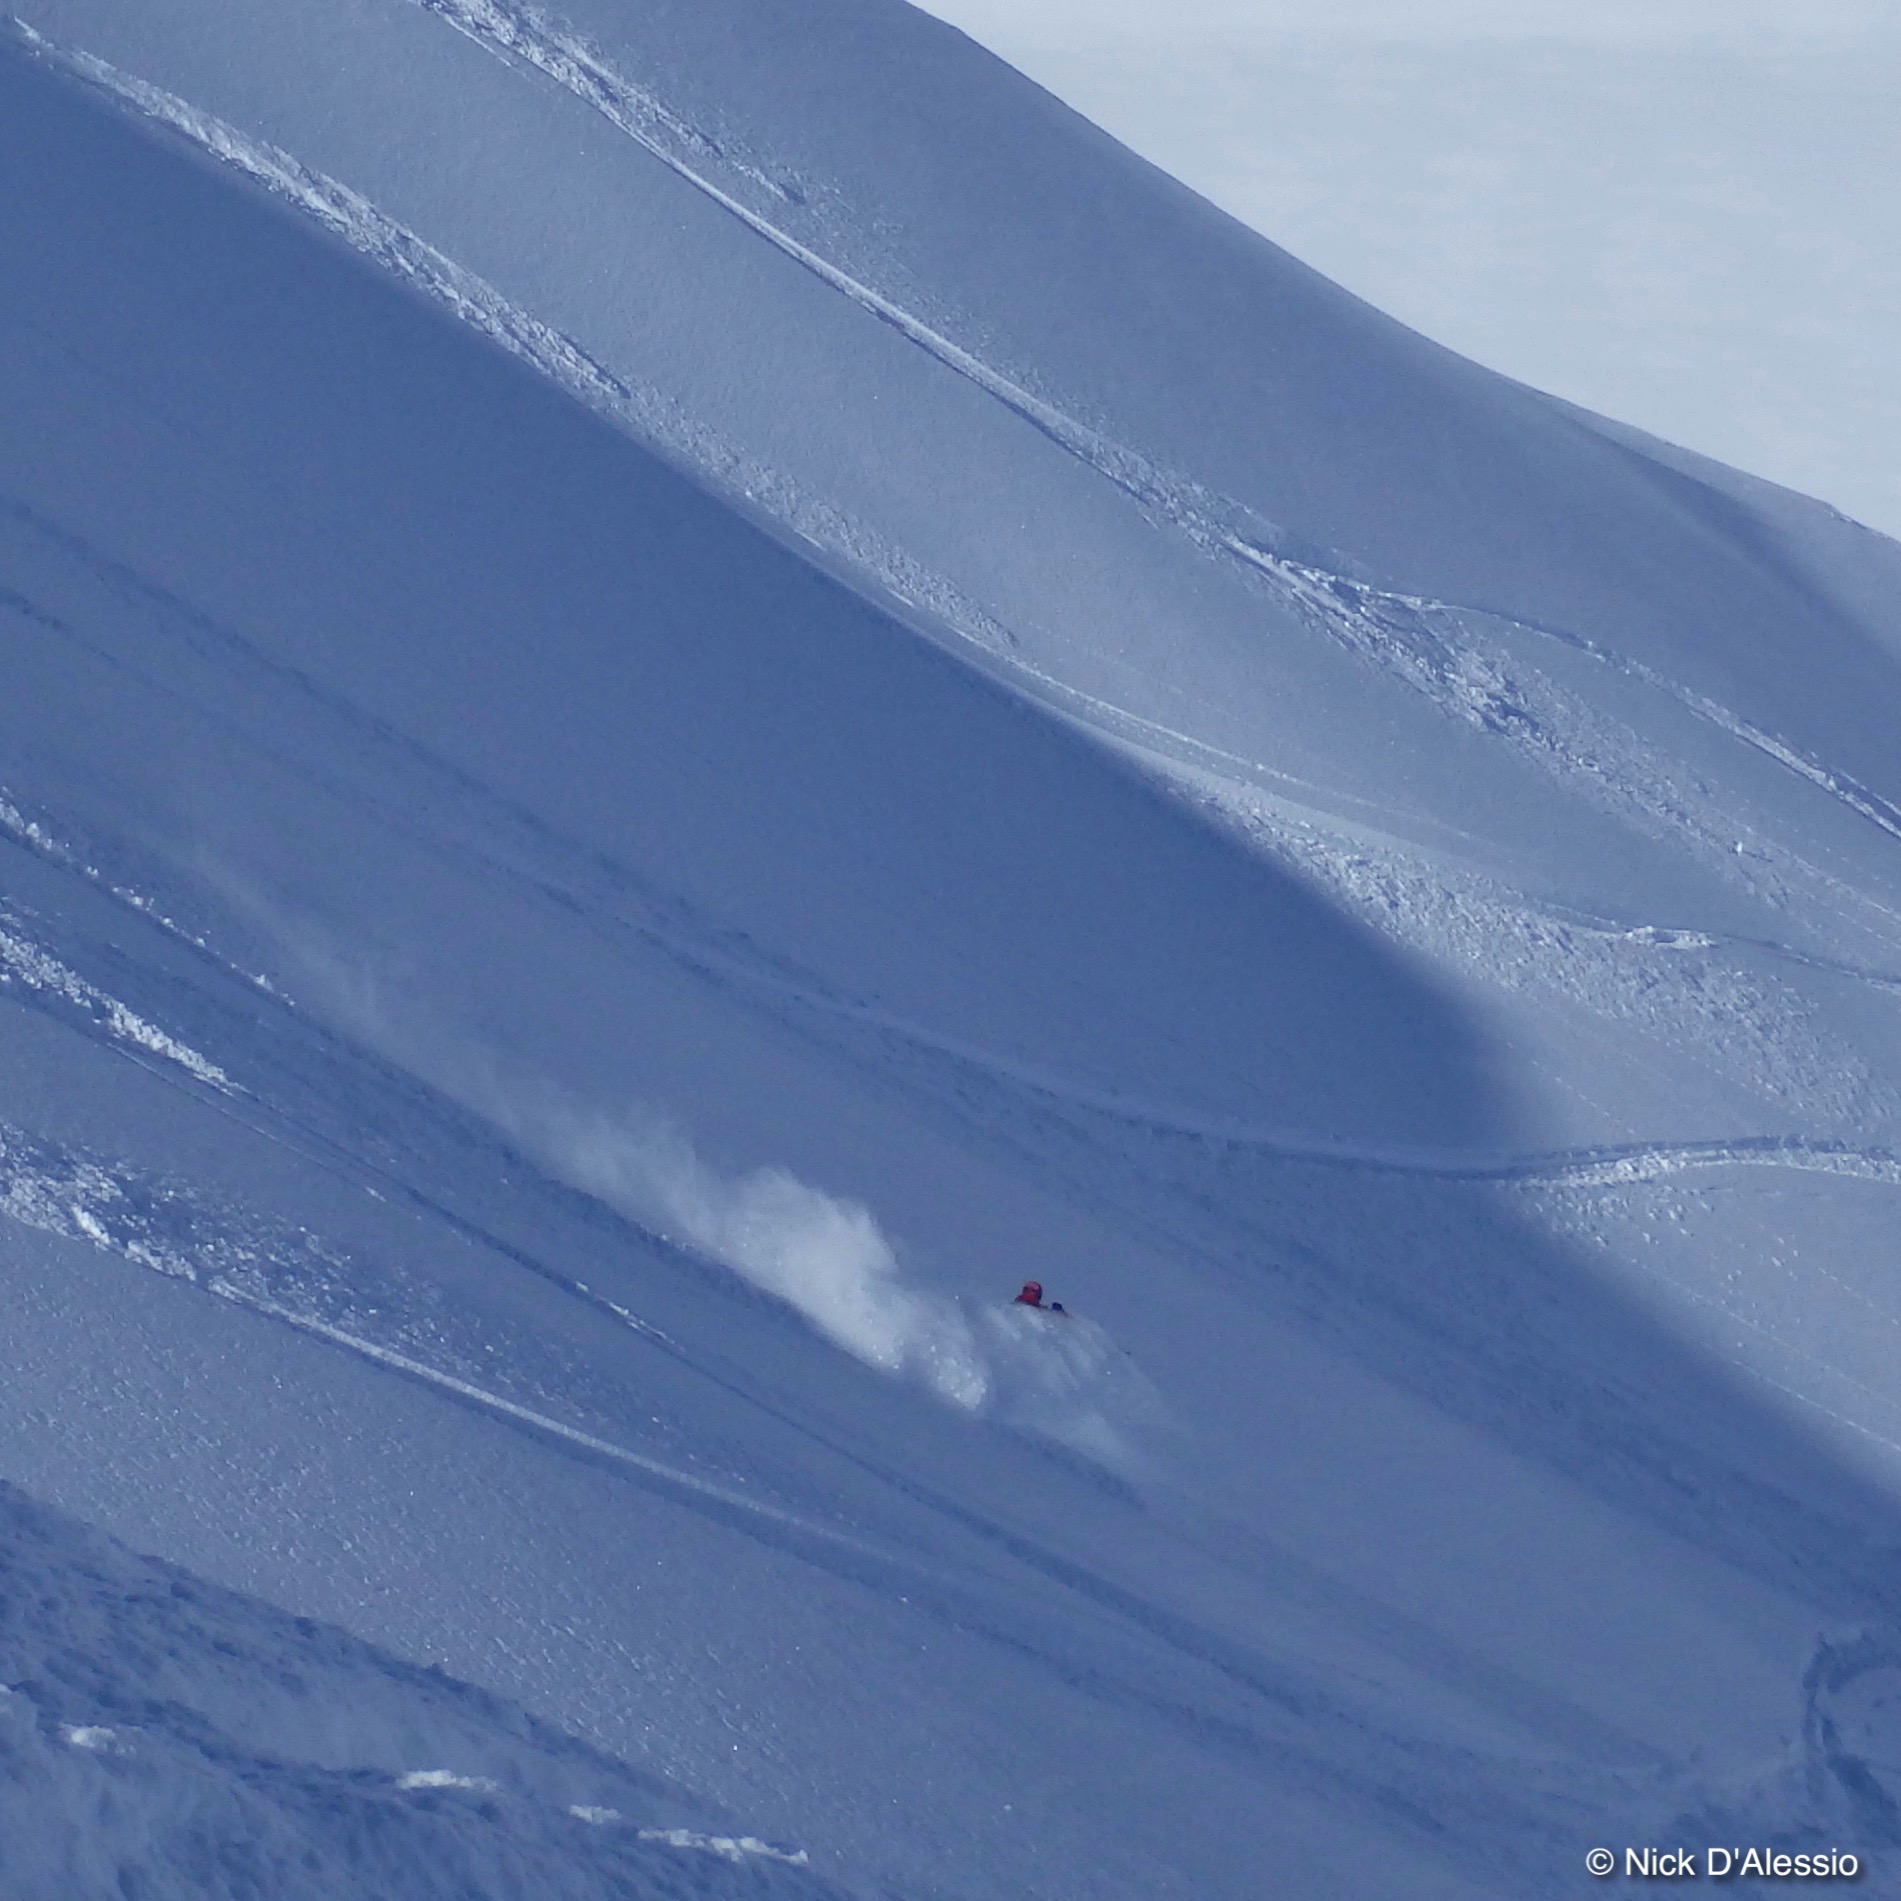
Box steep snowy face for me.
[14,0,1901,1153]
[17,0,1901,905]
[6,6,1901,1901]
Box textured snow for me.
[4,1,1901,1896]
[0,1482,836,1898]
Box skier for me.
[1013,1281,1068,1315]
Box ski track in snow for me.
[406,0,1225,529]
[5,834,1899,1256]
[21,4,1898,917]
[3,549,1898,1227]
[390,1,1901,877]
[11,552,1878,1196]
[0,646,1886,1887]
[0,1115,916,1574]
[412,0,806,207]
[1231,545,1901,853]
[218,1286,932,1577]
[1,17,1024,670]
[14,491,1898,1171]
[13,15,1901,1895]
[0,1124,1657,1881]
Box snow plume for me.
[515,1095,990,1410]
[973,1306,1170,1474]
[238,902,1162,1460]
[466,1081,1167,1469]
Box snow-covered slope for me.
[0,1480,838,1901]
[5,4,1901,1897]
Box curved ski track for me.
[397,0,1901,870]
[19,7,1901,894]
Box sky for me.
[913,0,1901,540]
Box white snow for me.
[0,914,234,1091]
[478,1092,994,1409]
[0,1480,842,1898]
[637,1827,811,1867]
[396,1769,501,1792]
[4,0,1901,1897]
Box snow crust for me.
[4,2,1901,1896]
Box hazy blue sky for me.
[916,0,1901,539]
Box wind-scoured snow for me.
[5,1,1901,1896]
